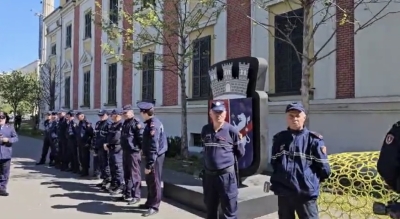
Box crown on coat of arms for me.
[209,62,250,98]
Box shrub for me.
[166,136,181,158]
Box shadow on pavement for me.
[51,202,146,215]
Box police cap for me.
[76,111,83,116]
[98,109,108,116]
[285,102,306,113]
[123,104,133,113]
[137,102,154,111]
[66,110,75,116]
[210,101,226,112]
[46,111,52,116]
[51,111,57,116]
[111,109,123,115]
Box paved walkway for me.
[0,135,279,218]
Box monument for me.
[164,57,278,218]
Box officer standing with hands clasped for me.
[36,112,52,165]
[66,110,79,173]
[57,110,68,170]
[104,109,125,195]
[94,110,112,189]
[48,112,59,167]
[76,112,94,177]
[136,101,168,217]
[116,104,143,204]
[0,111,19,196]
[201,101,245,219]
[270,102,331,219]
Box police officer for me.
[137,101,168,217]
[104,109,124,194]
[0,111,19,196]
[36,112,52,165]
[115,104,143,204]
[57,110,68,170]
[94,110,112,189]
[66,110,79,173]
[48,112,59,166]
[76,112,94,177]
[270,102,331,219]
[201,101,245,219]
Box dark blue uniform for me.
[201,116,245,219]
[38,114,52,164]
[57,113,68,169]
[93,110,112,186]
[121,105,143,201]
[48,114,59,165]
[66,111,79,172]
[0,113,19,196]
[270,103,331,219]
[137,101,168,215]
[76,114,94,176]
[106,109,124,191]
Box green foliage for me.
[0,71,35,113]
[166,136,182,158]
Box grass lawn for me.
[17,122,44,140]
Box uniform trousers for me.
[144,153,165,210]
[0,159,11,191]
[98,147,111,180]
[58,137,66,166]
[277,196,319,219]
[123,151,141,198]
[66,136,79,171]
[109,145,124,186]
[40,137,56,162]
[78,141,90,171]
[203,167,238,219]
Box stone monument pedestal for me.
[163,169,278,219]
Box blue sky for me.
[0,0,60,72]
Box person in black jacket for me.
[36,112,52,165]
[75,112,94,177]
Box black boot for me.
[36,160,45,165]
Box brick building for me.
[41,0,400,159]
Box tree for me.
[24,72,42,116]
[0,71,33,116]
[38,61,62,110]
[98,0,225,158]
[240,0,400,115]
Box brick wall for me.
[72,5,80,109]
[121,0,133,106]
[161,0,179,106]
[335,0,355,98]
[93,0,102,108]
[226,0,251,59]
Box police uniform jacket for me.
[57,117,68,139]
[93,120,111,148]
[66,120,77,138]
[121,117,143,152]
[77,120,94,145]
[106,119,123,149]
[143,117,167,169]
[48,120,58,139]
[270,128,331,198]
[0,124,19,160]
[201,122,245,171]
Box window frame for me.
[84,11,92,39]
[64,76,71,108]
[107,63,117,105]
[109,0,119,24]
[191,35,211,99]
[66,24,72,48]
[83,71,91,107]
[141,52,155,102]
[51,44,56,55]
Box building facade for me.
[41,0,400,158]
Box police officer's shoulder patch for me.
[150,122,154,127]
[386,134,395,144]
[150,130,155,136]
[320,146,327,154]
[310,131,323,139]
[136,123,141,129]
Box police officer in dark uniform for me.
[94,110,112,189]
[137,101,168,217]
[36,112,53,165]
[114,104,143,204]
[104,109,124,194]
[270,102,331,219]
[48,112,59,166]
[201,101,245,219]
[76,112,94,177]
[66,110,79,173]
[57,110,68,170]
[0,111,19,196]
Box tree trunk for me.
[301,3,312,127]
[180,71,189,159]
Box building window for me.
[274,8,304,94]
[142,52,155,102]
[107,63,117,105]
[142,0,156,8]
[66,24,72,48]
[84,12,92,39]
[109,0,118,24]
[83,71,90,107]
[64,76,71,108]
[51,44,56,55]
[191,133,202,147]
[192,35,211,98]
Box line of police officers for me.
[36,102,168,217]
